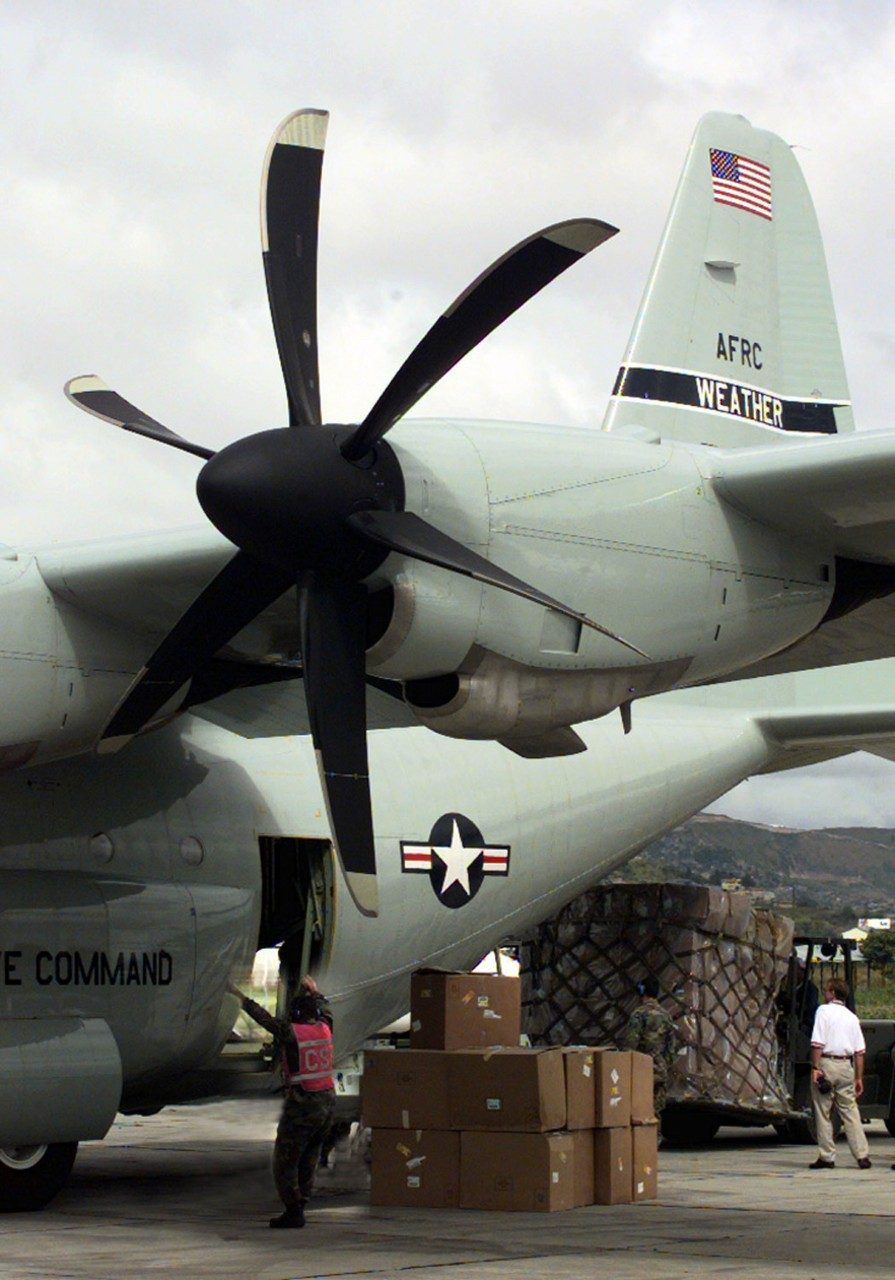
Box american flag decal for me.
[709,149,772,221]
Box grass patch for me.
[855,971,895,1021]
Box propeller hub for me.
[196,426,404,577]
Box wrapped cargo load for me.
[520,883,794,1119]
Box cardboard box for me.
[632,1121,659,1201]
[630,1051,656,1124]
[563,1048,597,1129]
[460,1131,577,1211]
[362,1050,451,1130]
[448,1047,566,1132]
[594,1127,633,1205]
[570,1129,595,1207]
[370,1129,460,1207]
[410,970,521,1050]
[594,1050,632,1128]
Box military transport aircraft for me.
[3,107,895,1210]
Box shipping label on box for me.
[594,1050,632,1128]
[632,1122,659,1201]
[563,1048,597,1129]
[460,1131,577,1212]
[370,1129,460,1207]
[410,971,521,1051]
[594,1126,633,1205]
[448,1047,566,1132]
[362,1050,451,1130]
[630,1051,656,1124]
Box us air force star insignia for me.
[400,812,510,909]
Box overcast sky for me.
[2,1,895,828]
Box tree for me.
[860,930,895,973]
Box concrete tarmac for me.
[2,1097,895,1279]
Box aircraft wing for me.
[670,657,895,776]
[707,431,895,680]
[193,673,419,737]
[36,525,297,649]
[35,525,417,735]
[713,430,895,565]
[39,526,240,633]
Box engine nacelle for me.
[404,648,687,747]
[365,563,484,680]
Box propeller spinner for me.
[65,108,638,918]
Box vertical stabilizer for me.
[604,113,853,447]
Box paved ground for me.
[2,1098,895,1279]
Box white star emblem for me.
[430,819,484,897]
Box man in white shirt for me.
[808,977,871,1169]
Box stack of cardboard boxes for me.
[363,971,658,1212]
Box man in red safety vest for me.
[230,974,336,1229]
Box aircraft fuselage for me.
[0,693,773,1138]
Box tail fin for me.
[603,112,853,447]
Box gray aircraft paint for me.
[603,113,854,446]
[0,691,767,1137]
[3,416,833,773]
[4,652,895,1145]
[2,110,895,1165]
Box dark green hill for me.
[620,815,895,934]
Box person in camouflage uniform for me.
[620,976,678,1113]
[231,976,336,1229]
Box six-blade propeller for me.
[65,108,637,917]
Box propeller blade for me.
[300,578,379,917]
[261,108,328,427]
[342,218,618,461]
[99,552,295,751]
[180,656,304,713]
[64,375,214,460]
[347,508,648,659]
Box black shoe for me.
[269,1207,305,1229]
[857,1158,872,1169]
[808,1158,835,1169]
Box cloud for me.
[707,751,895,830]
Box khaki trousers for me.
[812,1057,869,1163]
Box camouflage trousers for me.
[653,1079,667,1115]
[273,1088,336,1210]
[652,1064,670,1115]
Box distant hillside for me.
[619,814,895,933]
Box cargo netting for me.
[520,883,794,1117]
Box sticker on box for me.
[486,1097,502,1111]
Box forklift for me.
[661,934,895,1145]
[774,936,895,1142]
